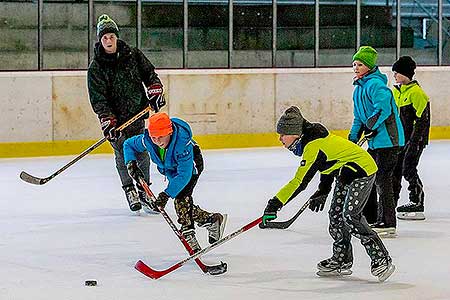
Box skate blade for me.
[378,264,395,282]
[397,212,425,221]
[316,269,352,277]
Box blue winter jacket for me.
[123,118,197,198]
[349,67,405,149]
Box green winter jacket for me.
[392,81,430,145]
[276,123,378,205]
[87,39,161,124]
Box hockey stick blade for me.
[20,171,50,185]
[138,179,227,275]
[259,199,310,230]
[135,216,262,280]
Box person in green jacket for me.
[87,14,165,213]
[392,56,431,220]
[261,106,395,282]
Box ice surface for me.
[1,142,449,299]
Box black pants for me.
[110,120,150,190]
[329,175,389,264]
[364,147,400,228]
[393,143,425,205]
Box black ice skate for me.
[182,229,201,253]
[124,186,142,212]
[316,258,353,277]
[371,257,395,282]
[396,202,425,220]
[200,213,228,244]
[371,222,397,238]
[138,190,160,214]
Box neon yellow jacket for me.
[392,81,430,145]
[276,123,378,205]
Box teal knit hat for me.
[352,46,378,69]
[96,14,119,39]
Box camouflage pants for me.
[328,174,390,264]
[174,174,212,231]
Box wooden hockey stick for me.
[20,106,152,185]
[259,199,310,229]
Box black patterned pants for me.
[328,174,390,264]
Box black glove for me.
[126,160,145,185]
[147,83,166,112]
[155,192,169,211]
[363,127,377,140]
[308,190,328,212]
[261,197,283,226]
[100,116,121,142]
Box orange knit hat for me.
[148,112,173,137]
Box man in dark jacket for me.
[87,14,165,213]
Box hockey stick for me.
[137,178,227,276]
[19,106,152,185]
[135,216,262,280]
[259,199,310,229]
[261,136,369,230]
[358,136,368,147]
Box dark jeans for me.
[110,120,150,190]
[364,147,400,228]
[393,143,425,205]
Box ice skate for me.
[316,258,353,277]
[182,229,201,253]
[371,257,395,282]
[124,186,142,212]
[138,190,160,214]
[371,223,397,238]
[200,213,227,244]
[397,202,425,220]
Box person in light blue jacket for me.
[349,46,405,237]
[123,112,226,252]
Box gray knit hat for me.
[97,14,119,39]
[277,106,304,135]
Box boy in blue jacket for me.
[123,112,227,251]
[349,46,405,237]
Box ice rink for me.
[1,141,450,300]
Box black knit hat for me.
[277,106,304,135]
[97,14,119,39]
[392,56,416,80]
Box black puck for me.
[85,280,97,286]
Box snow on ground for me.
[1,141,449,300]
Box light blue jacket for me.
[123,118,196,198]
[349,67,405,149]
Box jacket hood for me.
[93,39,131,65]
[354,67,387,86]
[171,118,193,145]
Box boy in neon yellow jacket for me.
[261,106,395,282]
[392,56,430,220]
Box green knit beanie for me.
[97,14,119,39]
[352,46,378,69]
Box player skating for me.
[123,112,227,251]
[261,106,395,282]
[392,56,430,220]
[87,14,165,213]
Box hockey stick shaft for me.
[135,216,262,279]
[262,199,310,229]
[138,179,211,273]
[20,106,152,185]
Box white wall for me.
[0,67,448,143]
